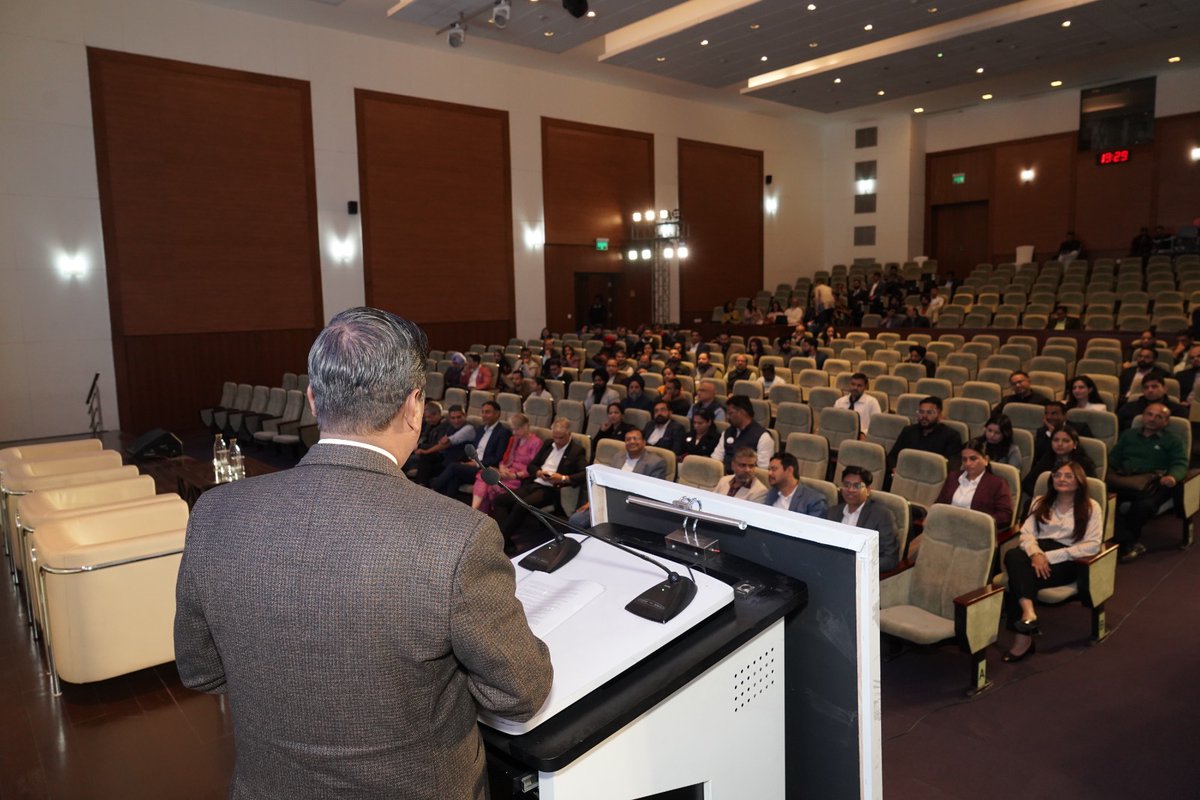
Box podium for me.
[483,466,882,799]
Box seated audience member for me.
[886,395,964,474]
[404,400,451,480]
[746,338,768,363]
[1175,344,1200,403]
[1056,231,1082,263]
[430,401,510,497]
[694,351,720,380]
[1001,461,1103,662]
[663,347,691,376]
[1033,402,1092,461]
[743,299,764,325]
[757,363,786,399]
[591,402,633,460]
[542,358,570,387]
[725,353,754,390]
[686,330,710,361]
[1063,375,1107,411]
[583,371,620,414]
[621,374,656,412]
[414,404,475,487]
[1130,226,1154,264]
[785,296,806,327]
[910,438,1013,558]
[715,447,770,502]
[643,399,687,456]
[799,336,827,369]
[710,395,773,472]
[443,352,466,387]
[681,408,721,460]
[826,465,899,572]
[1046,305,1081,330]
[567,428,667,528]
[527,376,553,402]
[834,372,881,435]
[471,413,541,514]
[982,413,1023,470]
[660,376,691,416]
[1118,348,1163,403]
[560,344,581,370]
[1109,403,1189,563]
[1171,334,1192,373]
[994,371,1051,414]
[715,332,734,359]
[898,306,930,328]
[1022,425,1099,500]
[763,452,828,518]
[722,301,742,325]
[688,379,727,423]
[513,347,540,380]
[461,352,493,390]
[1123,331,1157,368]
[926,287,945,320]
[908,345,936,378]
[493,418,587,544]
[605,356,629,386]
[1116,373,1186,431]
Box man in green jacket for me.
[1110,403,1190,562]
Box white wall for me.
[0,0,824,440]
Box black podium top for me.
[482,523,808,774]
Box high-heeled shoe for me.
[1002,640,1037,663]
[1013,617,1040,635]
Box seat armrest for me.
[996,526,1019,546]
[1180,469,1200,519]
[1076,543,1119,607]
[954,583,1004,654]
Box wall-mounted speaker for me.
[347,200,359,215]
[126,428,182,460]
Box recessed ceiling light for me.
[936,52,944,58]
[927,6,938,12]
[976,67,984,74]
[809,41,818,48]
[656,56,666,62]
[1061,19,1071,27]
[833,77,842,84]
[981,93,993,100]
[700,39,709,46]
[1050,79,1063,87]
[760,55,768,61]
[914,107,925,113]
[1168,55,1181,63]
[544,31,554,37]
[807,3,817,10]
[877,89,885,96]
[750,23,760,30]
[586,9,595,17]
[864,23,873,31]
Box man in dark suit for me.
[1045,304,1081,330]
[1174,344,1200,404]
[827,465,899,571]
[430,400,512,496]
[175,307,551,800]
[643,398,687,456]
[1119,348,1164,404]
[762,451,827,518]
[994,370,1051,414]
[493,417,588,540]
[568,428,667,526]
[1116,373,1187,431]
[1033,402,1093,461]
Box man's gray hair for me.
[307,307,428,434]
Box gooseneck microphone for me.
[466,445,696,622]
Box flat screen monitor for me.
[1078,76,1156,151]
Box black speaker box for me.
[126,428,182,460]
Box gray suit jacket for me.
[175,442,552,799]
[826,498,900,571]
[607,448,668,480]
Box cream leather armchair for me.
[32,499,189,694]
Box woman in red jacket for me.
[909,437,1014,558]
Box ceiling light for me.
[809,42,818,48]
[760,55,768,62]
[700,39,709,46]
[1190,147,1200,161]
[927,6,938,12]
[981,93,993,100]
[659,209,669,220]
[446,20,466,48]
[656,56,666,62]
[1168,56,1181,63]
[640,248,652,260]
[544,30,554,37]
[807,3,816,9]
[936,52,944,58]
[1050,80,1063,87]
[833,77,842,84]
[877,90,885,96]
[662,246,675,259]
[632,212,642,222]
[490,0,510,29]
[913,107,925,114]
[1019,168,1035,182]
[976,67,984,74]
[750,23,760,30]
[1061,19,1071,27]
[864,23,873,31]
[677,244,689,259]
[646,208,655,219]
[586,9,595,17]
[627,249,639,261]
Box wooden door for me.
[931,201,990,278]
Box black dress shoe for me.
[1002,641,1036,663]
[1119,542,1146,563]
[1014,617,1040,635]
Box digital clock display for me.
[1096,149,1130,165]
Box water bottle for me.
[213,433,228,482]
[229,437,245,481]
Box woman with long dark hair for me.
[1063,375,1106,411]
[1021,425,1099,499]
[1001,461,1102,661]
[982,414,1022,469]
[746,338,767,364]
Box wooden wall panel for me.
[117,330,314,437]
[1074,142,1155,255]
[990,134,1075,262]
[357,91,514,341]
[927,149,992,205]
[87,49,323,435]
[678,138,763,321]
[1156,112,1200,227]
[542,118,654,330]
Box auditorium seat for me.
[199,382,237,430]
[252,389,304,448]
[832,440,886,489]
[212,383,252,433]
[677,456,723,492]
[271,394,317,454]
[785,433,829,481]
[891,450,947,512]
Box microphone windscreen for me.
[464,444,478,459]
[481,468,501,486]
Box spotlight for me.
[677,244,689,259]
[447,21,466,48]
[628,249,639,261]
[562,0,588,18]
[490,0,510,29]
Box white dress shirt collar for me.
[319,438,398,465]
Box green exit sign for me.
[595,238,609,251]
[952,173,966,185]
